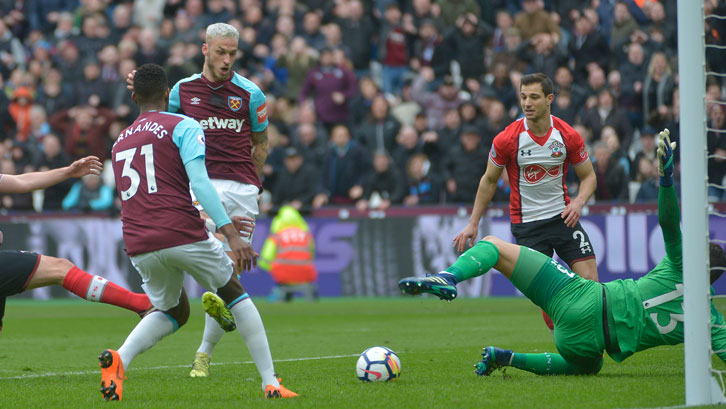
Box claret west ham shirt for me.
[489,115,589,224]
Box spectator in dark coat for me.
[441,125,489,203]
[356,151,406,211]
[272,147,319,211]
[593,141,629,202]
[403,152,443,206]
[582,88,633,150]
[568,12,610,83]
[619,42,647,128]
[515,32,567,80]
[443,12,492,80]
[348,76,380,126]
[336,0,376,76]
[642,51,675,129]
[293,122,327,170]
[634,156,659,203]
[553,65,588,114]
[392,125,423,176]
[355,95,401,154]
[299,47,357,133]
[35,133,72,210]
[707,104,726,202]
[410,19,449,78]
[313,125,370,208]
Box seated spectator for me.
[299,47,357,133]
[403,152,443,206]
[610,1,640,52]
[631,126,657,179]
[584,65,607,110]
[392,125,423,175]
[8,87,33,143]
[551,89,577,125]
[488,62,519,116]
[390,79,422,126]
[634,156,659,203]
[34,133,72,210]
[411,67,463,130]
[618,42,647,128]
[313,124,370,208]
[271,147,319,212]
[515,32,567,80]
[553,65,588,114]
[593,141,628,202]
[442,125,488,203]
[642,51,675,129]
[49,105,115,160]
[602,126,631,177]
[62,173,113,212]
[293,122,326,170]
[356,151,406,212]
[582,88,633,150]
[355,95,401,154]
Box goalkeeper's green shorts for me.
[512,247,607,373]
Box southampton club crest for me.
[548,140,565,158]
[228,96,242,111]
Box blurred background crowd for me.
[0,0,725,215]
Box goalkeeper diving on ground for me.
[399,129,726,375]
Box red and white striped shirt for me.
[490,116,589,223]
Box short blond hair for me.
[205,23,239,44]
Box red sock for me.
[542,310,555,331]
[62,267,151,315]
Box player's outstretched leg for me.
[475,347,603,376]
[99,349,126,401]
[399,239,502,301]
[29,255,152,317]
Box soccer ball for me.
[356,346,401,382]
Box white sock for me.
[197,314,225,356]
[118,311,174,369]
[230,298,279,390]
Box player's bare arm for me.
[251,129,269,176]
[561,159,596,228]
[453,160,504,252]
[0,156,102,194]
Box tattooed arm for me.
[251,128,269,176]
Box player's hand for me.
[561,201,583,228]
[227,234,258,272]
[231,216,255,239]
[656,128,676,186]
[66,156,103,178]
[126,69,136,91]
[453,222,479,253]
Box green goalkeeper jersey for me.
[603,186,726,363]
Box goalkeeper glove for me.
[657,128,677,187]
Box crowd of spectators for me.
[1,0,725,215]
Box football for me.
[356,346,401,382]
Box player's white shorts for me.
[130,233,234,311]
[190,179,260,249]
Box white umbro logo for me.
[191,97,201,105]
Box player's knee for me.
[217,278,244,305]
[164,292,190,328]
[45,256,76,285]
[481,235,505,249]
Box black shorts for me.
[511,214,595,268]
[0,250,41,297]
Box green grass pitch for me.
[1,296,725,409]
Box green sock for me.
[445,240,499,283]
[510,352,602,375]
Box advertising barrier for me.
[2,211,725,299]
